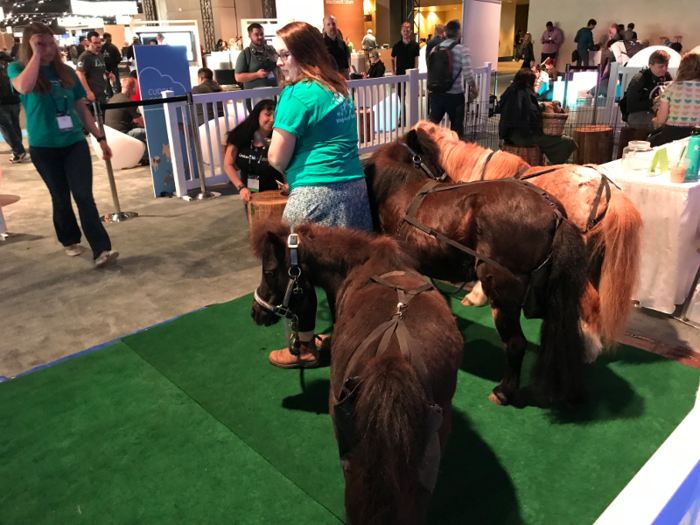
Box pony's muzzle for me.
[250,301,281,327]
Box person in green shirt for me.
[574,19,597,67]
[9,23,119,268]
[266,21,372,369]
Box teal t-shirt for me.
[8,63,87,148]
[273,80,364,189]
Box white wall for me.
[463,0,500,69]
[528,0,700,66]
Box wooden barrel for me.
[617,126,650,159]
[247,190,288,229]
[574,125,613,165]
[501,144,545,166]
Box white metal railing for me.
[162,63,492,197]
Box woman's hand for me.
[239,187,252,203]
[99,141,113,161]
[29,34,42,54]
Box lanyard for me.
[50,82,70,115]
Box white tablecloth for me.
[602,143,700,314]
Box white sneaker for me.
[95,250,119,268]
[65,244,82,257]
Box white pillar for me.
[462,0,501,68]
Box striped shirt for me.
[436,38,475,94]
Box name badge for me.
[57,114,74,132]
[248,176,260,192]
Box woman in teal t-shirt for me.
[266,21,372,369]
[9,23,118,267]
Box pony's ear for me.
[405,129,423,153]
[250,222,288,257]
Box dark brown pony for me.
[363,128,590,408]
[250,222,463,525]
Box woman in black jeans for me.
[8,23,118,267]
[222,99,284,205]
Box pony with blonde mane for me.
[413,121,642,357]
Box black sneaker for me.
[10,152,27,164]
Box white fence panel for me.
[163,64,492,197]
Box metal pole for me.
[92,102,138,223]
[562,63,571,111]
[592,63,603,126]
[186,92,219,200]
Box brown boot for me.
[269,339,320,369]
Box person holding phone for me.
[9,23,118,267]
[223,99,284,206]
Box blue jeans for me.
[0,104,26,156]
[30,140,112,259]
[127,127,149,161]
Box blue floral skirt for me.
[282,177,373,231]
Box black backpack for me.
[427,42,460,93]
[623,40,644,60]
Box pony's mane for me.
[251,221,416,273]
[364,129,443,204]
[412,120,529,182]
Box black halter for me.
[399,142,448,182]
[253,233,304,351]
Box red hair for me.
[277,21,348,97]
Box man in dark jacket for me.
[192,68,226,125]
[0,54,26,163]
[425,25,446,56]
[102,33,122,97]
[624,50,672,131]
[323,16,350,79]
[499,68,577,165]
[574,19,597,67]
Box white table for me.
[602,138,700,314]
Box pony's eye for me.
[264,271,274,278]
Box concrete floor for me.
[1,136,699,379]
[0,141,261,378]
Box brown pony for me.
[250,222,463,525]
[413,121,643,354]
[363,128,590,409]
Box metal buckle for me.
[287,233,299,248]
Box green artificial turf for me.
[1,292,698,525]
[0,342,341,525]
[122,292,700,525]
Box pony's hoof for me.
[488,391,509,406]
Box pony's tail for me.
[346,354,429,525]
[533,219,589,408]
[589,189,642,347]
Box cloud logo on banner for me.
[139,66,188,99]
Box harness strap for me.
[583,165,613,231]
[400,180,522,277]
[516,166,560,180]
[343,271,435,399]
[399,179,441,239]
[479,150,497,181]
[403,214,514,275]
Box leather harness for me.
[478,149,616,233]
[333,271,443,493]
[399,178,564,279]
